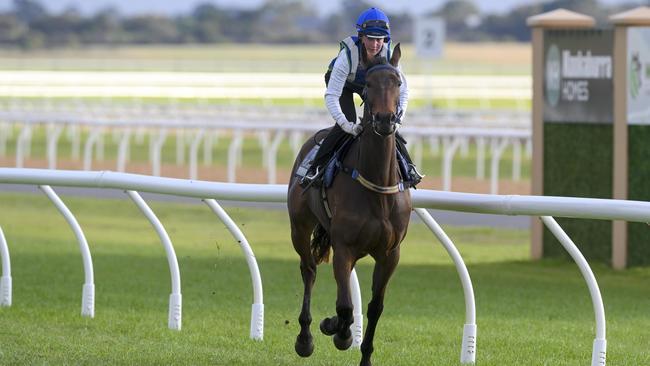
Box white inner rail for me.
[1,168,645,366]
[40,185,95,318]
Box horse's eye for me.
[366,82,372,88]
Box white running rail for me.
[0,226,10,307]
[204,198,264,340]
[40,185,95,318]
[541,216,606,366]
[415,208,476,364]
[1,168,647,366]
[126,190,182,331]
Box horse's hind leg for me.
[292,223,317,357]
[359,249,400,366]
[320,248,354,351]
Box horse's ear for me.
[389,43,401,67]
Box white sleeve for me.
[325,50,353,126]
[397,65,409,120]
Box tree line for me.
[0,0,644,48]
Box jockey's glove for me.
[340,120,363,136]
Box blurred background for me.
[0,0,642,46]
[4,5,650,365]
[0,0,644,193]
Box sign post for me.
[610,7,650,269]
[414,17,445,109]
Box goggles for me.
[359,19,389,31]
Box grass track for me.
[0,192,648,365]
[0,43,531,75]
[0,96,531,110]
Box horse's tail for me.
[311,224,331,264]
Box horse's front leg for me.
[320,248,354,351]
[360,249,400,366]
[295,255,317,357]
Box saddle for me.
[295,135,419,229]
[297,135,355,190]
[296,134,417,191]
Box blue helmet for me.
[356,7,390,39]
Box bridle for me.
[361,63,403,137]
[334,61,407,194]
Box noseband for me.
[362,63,403,137]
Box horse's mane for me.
[366,55,388,70]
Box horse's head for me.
[361,43,402,137]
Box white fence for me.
[2,168,649,365]
[0,107,531,194]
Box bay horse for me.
[287,44,411,366]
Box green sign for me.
[544,29,613,124]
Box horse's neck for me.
[357,133,398,186]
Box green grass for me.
[0,192,648,365]
[1,125,531,181]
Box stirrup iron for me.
[304,166,321,181]
[409,164,425,179]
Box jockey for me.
[306,7,423,186]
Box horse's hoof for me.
[295,335,314,358]
[319,318,336,336]
[333,330,353,351]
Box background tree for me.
[322,0,373,42]
[30,7,83,47]
[0,14,27,45]
[385,12,413,43]
[478,0,611,41]
[82,7,125,44]
[188,3,226,43]
[122,15,180,44]
[254,0,323,43]
[433,0,483,41]
[12,0,46,24]
[0,0,642,47]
